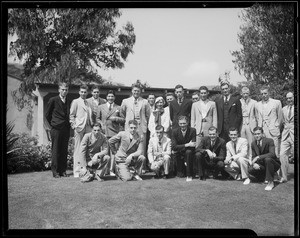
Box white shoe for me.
[134,174,143,181]
[265,182,274,191]
[109,171,116,177]
[243,178,251,185]
[186,176,192,182]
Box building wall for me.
[6,75,33,135]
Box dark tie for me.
[178,99,182,106]
[233,142,237,154]
[225,96,228,103]
[109,104,112,111]
[257,141,261,154]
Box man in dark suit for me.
[248,127,281,191]
[171,115,196,182]
[45,82,71,178]
[195,126,227,180]
[215,80,242,142]
[169,84,193,130]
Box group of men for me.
[45,79,294,191]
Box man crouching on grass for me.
[78,123,111,183]
[108,120,146,181]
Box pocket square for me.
[232,103,236,106]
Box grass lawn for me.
[6,164,295,236]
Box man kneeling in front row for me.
[248,126,281,191]
[79,123,111,183]
[148,125,171,179]
[108,119,146,181]
[195,126,227,180]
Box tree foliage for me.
[8,8,136,94]
[231,3,295,99]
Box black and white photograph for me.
[3,1,297,236]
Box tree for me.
[231,3,295,101]
[8,8,136,102]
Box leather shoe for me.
[279,178,287,183]
[53,174,60,178]
[60,172,68,177]
[162,174,168,179]
[199,176,206,181]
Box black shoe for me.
[200,176,206,181]
[53,174,60,178]
[162,175,168,179]
[60,172,69,177]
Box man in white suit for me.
[278,92,294,183]
[191,86,217,147]
[148,125,171,179]
[121,83,151,156]
[86,84,106,125]
[255,86,283,157]
[240,86,257,158]
[70,84,93,177]
[108,120,146,181]
[224,127,251,185]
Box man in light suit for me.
[97,90,125,175]
[255,86,283,157]
[248,127,281,190]
[70,83,93,177]
[78,123,111,183]
[240,86,257,158]
[148,125,171,179]
[121,83,151,157]
[191,86,218,147]
[171,115,196,182]
[195,126,227,181]
[215,80,243,142]
[224,127,251,185]
[278,92,294,183]
[169,84,193,130]
[86,84,106,125]
[45,82,71,178]
[108,120,146,181]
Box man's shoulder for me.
[238,137,248,144]
[263,137,274,144]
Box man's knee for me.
[216,161,225,169]
[163,155,171,162]
[138,155,146,162]
[264,157,272,164]
[185,149,193,156]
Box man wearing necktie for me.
[215,80,243,143]
[278,92,294,183]
[70,84,93,177]
[248,127,281,191]
[97,90,125,176]
[169,84,193,130]
[224,127,250,185]
[45,82,71,178]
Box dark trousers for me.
[50,127,70,176]
[219,121,230,143]
[248,157,280,182]
[174,149,194,177]
[195,151,225,177]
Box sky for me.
[8,8,248,89]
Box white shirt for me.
[199,99,210,118]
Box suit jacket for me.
[195,136,226,162]
[45,96,71,130]
[171,126,196,153]
[121,96,151,134]
[251,137,280,164]
[86,97,107,125]
[69,97,93,132]
[281,105,294,142]
[169,98,193,129]
[96,103,125,138]
[79,132,108,163]
[108,131,143,163]
[191,100,217,136]
[215,95,243,134]
[240,98,257,133]
[147,135,171,164]
[255,98,283,137]
[226,137,248,161]
[148,109,171,137]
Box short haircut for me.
[208,126,218,133]
[58,82,69,88]
[93,123,102,129]
[260,85,269,92]
[253,126,263,133]
[80,83,88,90]
[220,82,230,87]
[192,91,200,96]
[286,92,294,97]
[228,127,238,133]
[91,84,100,91]
[106,90,115,97]
[155,125,164,131]
[199,86,209,92]
[241,86,250,93]
[128,119,138,126]
[147,93,155,98]
[166,92,175,98]
[175,84,184,90]
[131,83,142,90]
[178,115,188,122]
